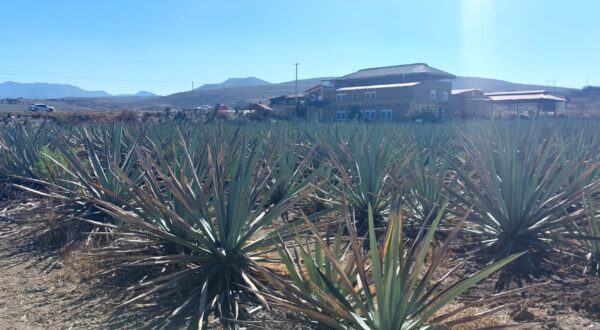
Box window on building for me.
[361,110,376,120]
[431,90,437,100]
[336,93,347,102]
[353,93,359,101]
[380,109,392,120]
[335,111,347,121]
[365,91,376,100]
[443,91,448,101]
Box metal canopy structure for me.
[484,90,567,116]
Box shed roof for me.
[253,103,273,111]
[336,82,420,92]
[485,91,566,102]
[304,84,322,93]
[484,90,547,96]
[339,63,455,80]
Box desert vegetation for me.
[1,118,599,329]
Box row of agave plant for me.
[0,119,599,329]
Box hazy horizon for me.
[2,0,599,95]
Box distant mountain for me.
[0,81,160,99]
[0,81,111,99]
[453,76,574,94]
[197,77,271,91]
[134,90,158,97]
[113,91,159,98]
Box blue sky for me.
[1,0,599,95]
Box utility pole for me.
[192,81,195,110]
[294,63,299,116]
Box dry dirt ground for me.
[0,224,114,329]
[0,220,310,329]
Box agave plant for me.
[0,124,49,182]
[400,128,457,237]
[6,123,146,252]
[260,200,525,329]
[264,131,317,207]
[450,122,600,289]
[327,127,403,234]
[566,195,600,276]
[51,123,143,201]
[81,130,322,328]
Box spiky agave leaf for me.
[565,195,600,276]
[399,128,457,238]
[7,124,141,253]
[261,198,525,329]
[81,129,320,328]
[449,122,600,289]
[327,125,405,234]
[263,130,318,207]
[0,124,50,182]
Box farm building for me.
[449,89,491,118]
[304,63,455,122]
[245,103,273,120]
[269,63,569,121]
[268,94,304,119]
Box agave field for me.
[0,118,599,329]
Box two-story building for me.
[268,94,304,119]
[305,63,455,122]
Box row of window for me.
[336,91,377,102]
[337,90,448,102]
[335,109,393,121]
[337,91,376,102]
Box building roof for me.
[252,103,273,111]
[336,82,420,92]
[452,88,483,95]
[269,94,305,101]
[304,84,322,93]
[484,90,566,102]
[484,90,547,96]
[339,63,456,81]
